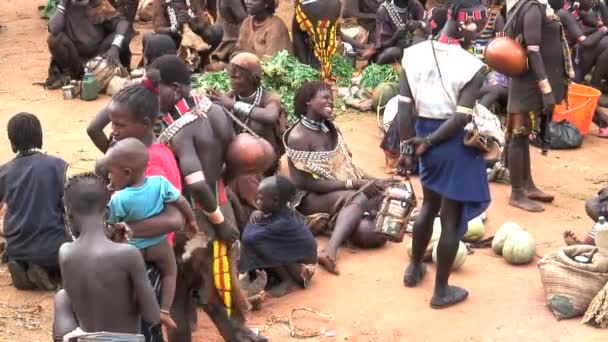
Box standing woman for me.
[503,0,572,212]
[396,0,490,308]
[292,0,342,81]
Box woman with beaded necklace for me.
[209,52,287,222]
[284,81,389,275]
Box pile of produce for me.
[193,51,356,121]
[406,214,488,270]
[492,222,536,265]
[360,64,399,89]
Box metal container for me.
[81,72,98,101]
[62,85,76,100]
[595,216,608,250]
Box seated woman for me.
[212,0,248,64]
[369,0,425,65]
[46,0,132,89]
[150,0,222,68]
[239,176,317,297]
[209,52,287,222]
[0,113,70,291]
[233,0,293,59]
[285,81,388,275]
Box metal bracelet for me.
[57,5,66,13]
[345,179,354,190]
[538,79,552,95]
[399,141,408,155]
[234,101,254,117]
[170,25,178,34]
[112,34,125,48]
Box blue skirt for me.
[416,118,491,238]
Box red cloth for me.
[146,143,182,246]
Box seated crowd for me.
[3,0,608,340]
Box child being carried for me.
[103,138,198,330]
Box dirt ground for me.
[1,0,608,341]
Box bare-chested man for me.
[53,172,160,340]
[147,55,265,342]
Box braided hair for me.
[7,112,43,153]
[294,81,332,118]
[111,80,160,123]
[64,172,108,216]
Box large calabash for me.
[225,133,276,175]
[484,37,528,77]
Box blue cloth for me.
[416,118,491,237]
[238,207,317,273]
[107,176,181,250]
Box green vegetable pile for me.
[193,51,359,121]
[331,54,355,87]
[360,64,399,89]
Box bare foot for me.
[403,263,427,288]
[317,251,339,275]
[160,311,177,330]
[510,191,544,212]
[268,280,297,297]
[431,285,469,309]
[563,230,582,246]
[248,291,266,311]
[526,187,554,203]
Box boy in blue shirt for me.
[104,138,198,331]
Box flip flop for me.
[430,286,469,309]
[403,263,427,287]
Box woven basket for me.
[538,245,608,320]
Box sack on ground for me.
[137,0,154,22]
[530,120,583,150]
[85,56,128,93]
[538,245,608,320]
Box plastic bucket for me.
[553,83,601,136]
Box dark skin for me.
[92,101,187,240]
[208,65,281,148]
[371,0,425,65]
[247,179,317,297]
[163,90,264,341]
[396,18,485,309]
[506,4,559,212]
[153,0,223,55]
[286,89,387,275]
[86,81,192,154]
[56,185,160,337]
[48,0,130,68]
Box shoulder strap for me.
[503,0,530,33]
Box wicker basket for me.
[538,245,608,320]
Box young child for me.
[0,112,69,291]
[55,172,160,340]
[103,137,198,330]
[239,175,317,297]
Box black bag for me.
[530,120,583,150]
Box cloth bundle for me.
[85,56,129,93]
[538,245,608,320]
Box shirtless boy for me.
[54,172,160,339]
[103,138,198,330]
